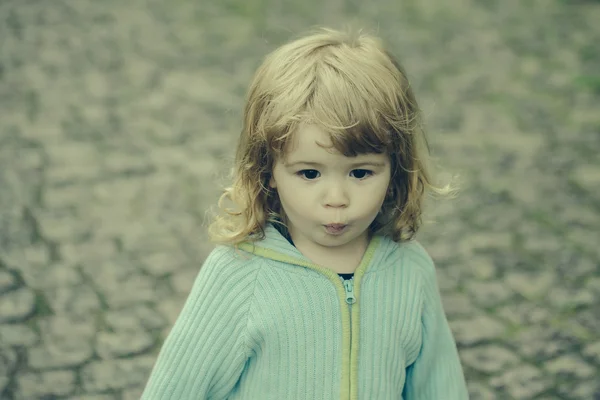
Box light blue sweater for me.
[142,223,468,399]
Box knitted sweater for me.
[141,223,468,399]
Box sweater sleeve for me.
[141,246,257,400]
[402,244,469,399]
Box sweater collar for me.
[237,222,389,274]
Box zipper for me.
[342,277,356,398]
[343,277,356,305]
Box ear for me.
[269,176,277,189]
[382,186,393,203]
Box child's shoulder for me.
[188,245,264,301]
[200,244,262,276]
[393,238,437,276]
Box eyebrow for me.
[285,161,386,168]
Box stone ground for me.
[0,0,599,398]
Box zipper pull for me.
[344,279,356,304]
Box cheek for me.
[368,183,391,210]
[279,188,306,209]
[277,187,313,217]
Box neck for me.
[292,232,369,272]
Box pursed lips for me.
[324,223,347,229]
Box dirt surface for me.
[1,0,599,398]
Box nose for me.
[323,182,349,208]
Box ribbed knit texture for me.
[141,223,468,399]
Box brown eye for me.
[351,169,373,179]
[298,170,320,180]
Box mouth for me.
[324,224,347,229]
[323,223,348,235]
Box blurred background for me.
[0,0,599,399]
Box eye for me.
[297,169,320,180]
[351,169,373,179]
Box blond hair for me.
[207,27,460,246]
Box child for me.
[142,27,468,399]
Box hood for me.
[236,222,403,275]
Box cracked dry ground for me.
[0,0,599,399]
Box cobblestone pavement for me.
[0,0,599,399]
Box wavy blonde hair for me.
[206,27,460,246]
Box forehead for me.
[283,123,388,164]
[286,124,333,153]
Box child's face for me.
[269,123,391,258]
